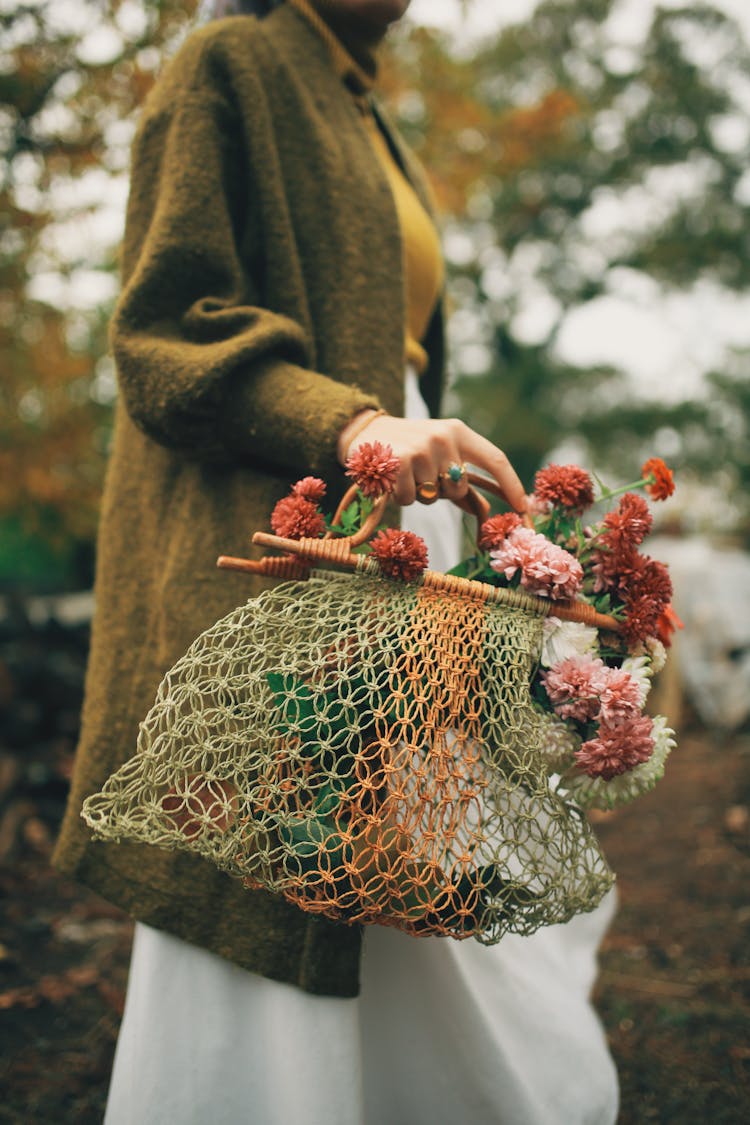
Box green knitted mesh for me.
[82,570,613,943]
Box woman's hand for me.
[337,410,527,512]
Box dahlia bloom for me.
[541,617,599,668]
[601,492,653,551]
[490,527,584,600]
[370,528,428,581]
[534,707,582,772]
[562,716,675,809]
[597,667,643,724]
[345,440,400,498]
[641,636,668,674]
[161,775,239,839]
[620,557,673,646]
[478,512,522,551]
[590,543,641,596]
[622,595,663,647]
[641,457,675,501]
[628,556,673,606]
[573,713,655,781]
[292,476,327,503]
[271,494,326,539]
[533,463,594,514]
[541,655,609,723]
[594,548,672,634]
[621,654,653,705]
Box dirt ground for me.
[1,631,748,1123]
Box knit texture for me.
[52,4,445,998]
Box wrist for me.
[336,408,386,465]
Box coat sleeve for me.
[109,85,381,478]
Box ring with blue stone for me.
[439,462,468,487]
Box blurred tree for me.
[383,0,750,529]
[0,0,199,587]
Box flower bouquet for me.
[81,448,679,943]
[251,446,679,812]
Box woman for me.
[53,1,619,1120]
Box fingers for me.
[452,423,527,513]
[343,415,525,512]
[436,461,470,502]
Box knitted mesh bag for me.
[82,477,616,944]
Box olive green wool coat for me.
[52,4,445,998]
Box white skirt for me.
[105,370,619,1124]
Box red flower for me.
[345,441,400,499]
[612,554,671,645]
[601,493,653,551]
[161,775,239,839]
[534,464,594,514]
[655,603,684,648]
[292,476,326,503]
[478,512,522,550]
[271,494,326,539]
[620,595,661,647]
[641,457,675,501]
[628,555,673,606]
[370,528,428,581]
[574,714,655,780]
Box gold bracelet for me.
[341,408,387,461]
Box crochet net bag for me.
[82,481,615,944]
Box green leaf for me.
[338,499,360,534]
[445,556,475,578]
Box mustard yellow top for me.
[288,0,444,375]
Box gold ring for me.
[415,480,440,505]
[438,462,467,486]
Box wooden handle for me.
[329,484,388,546]
[414,472,532,537]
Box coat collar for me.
[285,0,376,97]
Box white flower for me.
[541,617,599,668]
[645,637,668,674]
[621,654,652,705]
[633,636,667,674]
[534,707,582,772]
[558,714,676,810]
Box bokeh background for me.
[1,0,749,1119]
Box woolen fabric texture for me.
[52,3,445,998]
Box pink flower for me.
[292,476,326,503]
[544,657,643,725]
[534,464,594,514]
[270,494,326,539]
[345,441,400,498]
[574,715,655,780]
[526,493,552,518]
[370,528,428,581]
[489,527,584,600]
[597,667,643,724]
[541,655,608,722]
[478,512,522,550]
